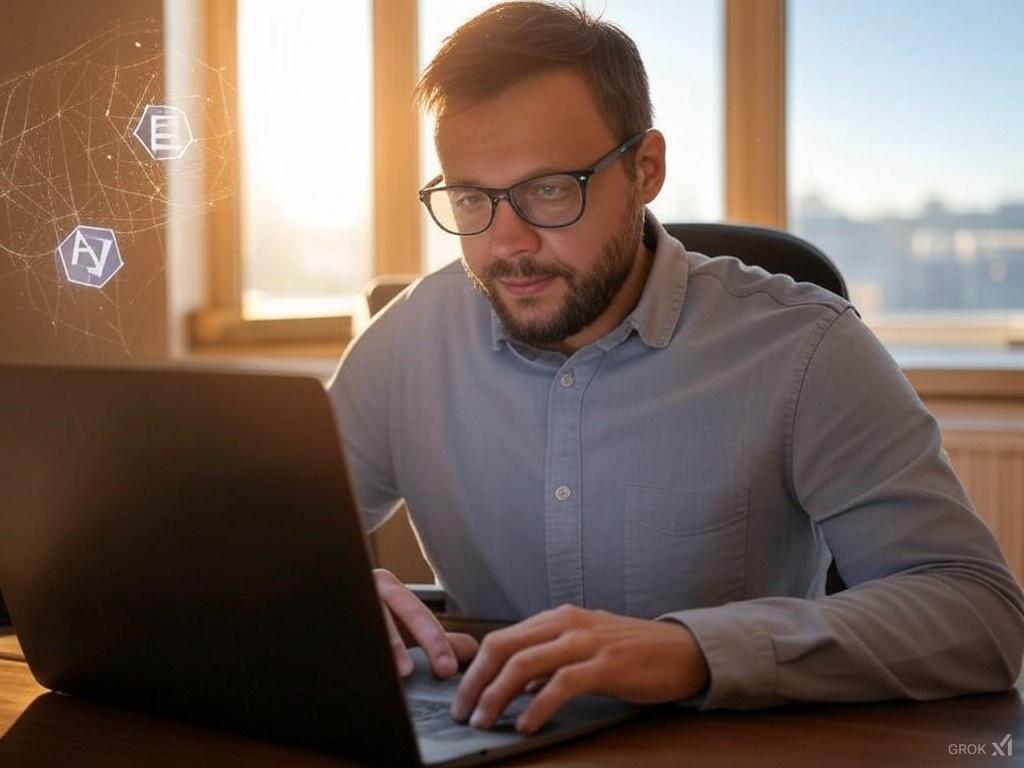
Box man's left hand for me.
[451,604,709,734]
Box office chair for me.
[365,274,421,317]
[365,222,850,604]
[663,222,849,300]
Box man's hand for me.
[452,604,709,734]
[373,568,478,678]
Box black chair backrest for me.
[664,222,849,300]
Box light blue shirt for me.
[328,213,1023,708]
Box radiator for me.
[943,423,1024,583]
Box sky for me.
[788,0,1023,218]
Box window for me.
[238,0,372,320]
[788,0,1024,344]
[199,0,1023,356]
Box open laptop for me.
[0,362,637,767]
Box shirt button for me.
[554,485,572,501]
[559,372,574,388]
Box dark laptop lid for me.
[0,363,421,766]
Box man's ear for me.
[634,129,667,204]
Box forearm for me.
[668,568,1024,709]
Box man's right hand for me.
[373,568,479,678]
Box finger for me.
[381,603,414,678]
[447,632,480,669]
[451,625,526,721]
[524,676,550,693]
[374,569,458,677]
[515,661,594,735]
[452,606,575,719]
[465,630,594,729]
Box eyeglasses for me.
[418,132,646,237]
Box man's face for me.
[434,69,659,353]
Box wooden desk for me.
[0,632,23,661]
[1,654,1021,768]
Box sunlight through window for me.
[238,0,372,319]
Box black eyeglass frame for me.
[418,131,648,237]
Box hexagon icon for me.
[132,104,194,160]
[56,226,124,288]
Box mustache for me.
[483,257,574,284]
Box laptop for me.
[0,362,637,767]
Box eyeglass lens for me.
[430,173,584,235]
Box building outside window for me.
[788,0,1024,344]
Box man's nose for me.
[488,198,540,255]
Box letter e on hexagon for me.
[133,104,194,160]
[56,225,124,288]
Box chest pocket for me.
[625,483,749,618]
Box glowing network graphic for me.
[48,103,195,293]
[51,105,193,292]
[0,17,236,355]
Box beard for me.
[465,192,645,349]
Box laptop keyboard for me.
[410,697,527,736]
[410,698,455,728]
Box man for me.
[329,1,1023,736]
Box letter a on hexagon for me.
[56,225,124,288]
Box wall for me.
[927,396,1024,584]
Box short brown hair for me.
[414,1,653,142]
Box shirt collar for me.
[490,209,690,355]
[619,210,689,350]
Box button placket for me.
[543,356,599,607]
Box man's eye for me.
[451,190,487,209]
[522,177,574,201]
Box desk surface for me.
[1,652,1021,768]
